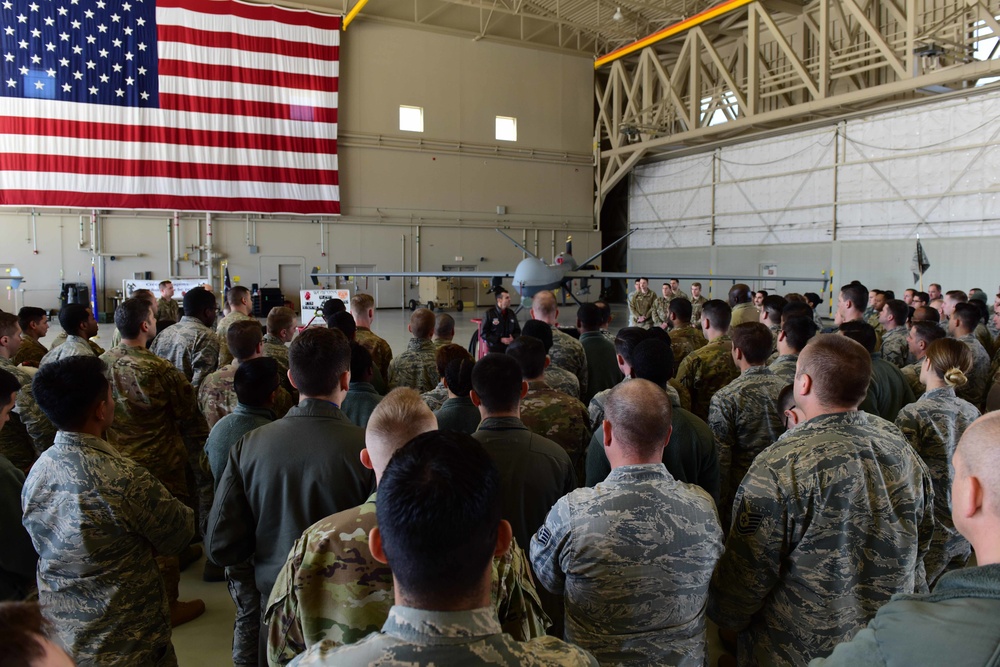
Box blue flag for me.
[90,262,99,321]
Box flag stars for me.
[135,16,144,26]
[95,0,104,7]
[123,26,132,35]
[28,2,39,11]
[125,76,133,85]
[85,34,95,43]
[114,88,123,97]
[17,39,26,48]
[70,19,80,29]
[71,44,81,53]
[122,1,131,10]
[123,51,132,60]
[111,38,121,47]
[5,78,16,88]
[136,65,145,75]
[72,70,82,79]
[112,62,121,72]
[43,15,54,25]
[58,57,68,66]
[84,59,94,68]
[33,80,44,90]
[89,86,97,95]
[29,53,39,63]
[1,1,11,8]
[61,82,71,92]
[98,48,107,57]
[59,32,69,41]
[45,67,55,76]
[45,41,55,51]
[140,90,148,100]
[59,6,69,16]
[137,41,146,51]
[4,26,13,35]
[110,12,119,22]
[2,52,12,62]
[30,28,40,37]
[98,73,108,82]
[16,13,26,22]
[83,9,92,18]
[97,23,107,33]
[18,65,27,74]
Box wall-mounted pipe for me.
[173,212,181,276]
[90,210,97,254]
[166,218,173,277]
[30,208,37,254]
[206,212,215,292]
[320,222,327,257]
[78,215,86,249]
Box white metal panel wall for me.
[630,154,714,248]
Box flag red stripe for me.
[0,153,339,185]
[159,59,338,93]
[157,25,340,62]
[157,0,342,31]
[159,93,338,124]
[0,190,341,214]
[0,116,339,154]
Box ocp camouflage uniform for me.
[690,296,708,324]
[288,606,595,667]
[198,362,294,429]
[730,303,759,328]
[651,297,671,328]
[0,356,53,472]
[266,493,551,666]
[546,366,580,399]
[262,333,295,397]
[520,380,591,484]
[900,361,926,399]
[355,327,392,384]
[387,338,438,392]
[150,316,221,391]
[675,334,739,421]
[217,311,256,367]
[22,430,195,667]
[628,290,658,329]
[895,387,980,584]
[668,325,707,377]
[708,366,786,529]
[551,328,589,399]
[157,296,180,323]
[881,327,909,369]
[12,335,46,367]
[768,353,798,384]
[421,380,449,412]
[48,331,105,355]
[709,411,935,667]
[39,334,96,366]
[531,464,723,667]
[957,334,991,409]
[975,323,994,359]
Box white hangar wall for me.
[0,22,598,313]
[628,88,1000,310]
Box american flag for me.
[0,0,340,214]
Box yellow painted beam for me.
[343,0,369,30]
[595,0,755,69]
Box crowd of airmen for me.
[2,275,1000,667]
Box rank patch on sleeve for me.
[735,498,764,536]
[536,525,551,545]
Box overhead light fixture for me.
[612,7,624,21]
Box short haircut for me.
[926,338,973,389]
[731,322,774,364]
[839,320,877,354]
[798,334,871,408]
[953,302,980,331]
[16,307,46,332]
[702,299,732,330]
[946,290,968,303]
[840,282,868,311]
[32,356,109,430]
[930,283,942,291]
[804,292,822,308]
[911,320,946,347]
[444,358,475,398]
[916,291,930,303]
[614,327,648,366]
[330,311,357,340]
[227,319,263,362]
[781,317,819,353]
[595,301,612,324]
[158,280,172,290]
[132,289,156,305]
[576,303,602,329]
[234,357,280,407]
[471,353,522,413]
[0,369,20,408]
[728,284,752,305]
[321,297,346,321]
[756,289,769,298]
[226,285,251,307]
[114,297,153,339]
[691,282,702,288]
[955,412,1000,514]
[761,295,787,322]
[631,337,674,386]
[494,286,509,301]
[410,308,435,339]
[267,306,295,334]
[350,293,374,315]
[531,291,557,318]
[0,601,57,667]
[435,343,472,378]
[884,290,896,300]
[349,342,373,379]
[521,319,553,352]
[604,379,672,458]
[288,327,350,397]
[376,430,501,602]
[58,303,89,336]
[883,299,908,326]
[668,297,693,322]
[506,336,547,380]
[366,388,437,461]
[183,286,216,317]
[784,293,806,303]
[0,312,16,339]
[435,313,455,339]
[912,305,940,323]
[777,383,796,414]
[781,301,814,323]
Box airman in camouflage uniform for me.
[48,330,105,355]
[709,409,934,667]
[151,316,221,391]
[900,361,925,398]
[668,324,707,376]
[0,356,54,472]
[768,353,798,384]
[12,334,46,367]
[520,380,591,483]
[546,365,580,398]
[956,333,991,409]
[549,328,589,398]
[676,334,738,421]
[266,494,551,665]
[198,362,294,429]
[262,332,292,391]
[217,310,256,367]
[355,327,392,383]
[627,279,658,329]
[23,428,195,667]
[880,327,909,369]
[421,381,449,411]
[157,296,180,323]
[895,386,980,584]
[388,338,438,392]
[288,606,596,666]
[588,378,682,433]
[39,333,96,366]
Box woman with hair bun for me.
[895,338,981,585]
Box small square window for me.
[496,116,517,142]
[399,105,424,132]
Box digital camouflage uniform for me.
[340,381,382,428]
[354,327,393,383]
[22,431,195,667]
[150,315,221,391]
[627,290,658,329]
[156,296,180,323]
[387,338,438,392]
[708,366,786,529]
[12,335,46,367]
[675,334,739,421]
[421,380,449,412]
[531,464,723,667]
[520,380,591,484]
[287,606,597,666]
[39,334,96,366]
[900,360,926,399]
[197,362,293,429]
[546,366,580,398]
[957,334,991,410]
[0,356,53,472]
[880,327,909,369]
[709,411,935,667]
[768,353,798,385]
[895,387,980,584]
[668,325,707,377]
[48,331,105,355]
[550,328,589,399]
[266,493,551,665]
[216,310,256,367]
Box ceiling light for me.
[612,7,624,21]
